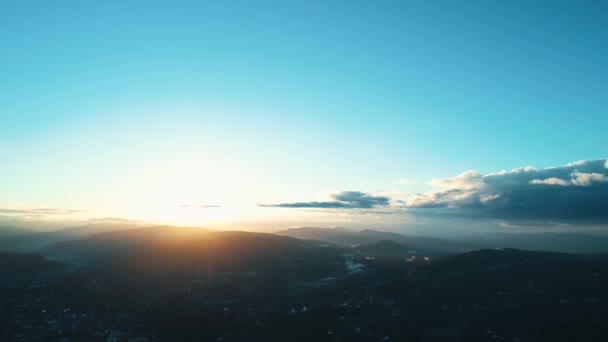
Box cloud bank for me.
[407,158,608,223]
[260,159,608,228]
[259,191,390,209]
[0,206,84,216]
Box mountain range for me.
[2,225,608,340]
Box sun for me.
[96,162,261,225]
[139,204,259,226]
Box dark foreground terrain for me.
[1,227,608,341]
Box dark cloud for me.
[407,159,608,223]
[259,191,390,209]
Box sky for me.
[1,1,607,234]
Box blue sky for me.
[1,1,607,231]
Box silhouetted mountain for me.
[38,225,212,264]
[459,232,608,254]
[0,218,67,231]
[273,226,351,240]
[0,225,35,239]
[277,227,608,255]
[115,231,346,285]
[0,230,57,253]
[55,222,145,238]
[0,223,161,254]
[89,225,210,241]
[275,227,474,255]
[428,248,584,272]
[353,240,419,259]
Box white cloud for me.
[530,170,607,187]
[405,158,608,224]
[571,171,608,186]
[566,160,587,167]
[510,166,536,173]
[480,194,500,203]
[530,177,569,186]
[428,170,484,190]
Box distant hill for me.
[428,248,584,272]
[353,240,419,259]
[277,227,608,255]
[458,232,608,254]
[420,248,599,295]
[39,230,348,290]
[0,229,56,253]
[124,231,342,273]
[273,226,351,240]
[38,225,212,263]
[54,222,146,239]
[88,225,211,242]
[275,227,474,255]
[0,225,35,239]
[0,222,155,253]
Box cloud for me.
[406,158,608,223]
[258,159,608,228]
[530,177,569,186]
[570,171,607,186]
[529,169,607,187]
[0,205,86,222]
[427,170,484,190]
[0,207,84,215]
[259,191,391,209]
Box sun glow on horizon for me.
[129,204,261,226]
